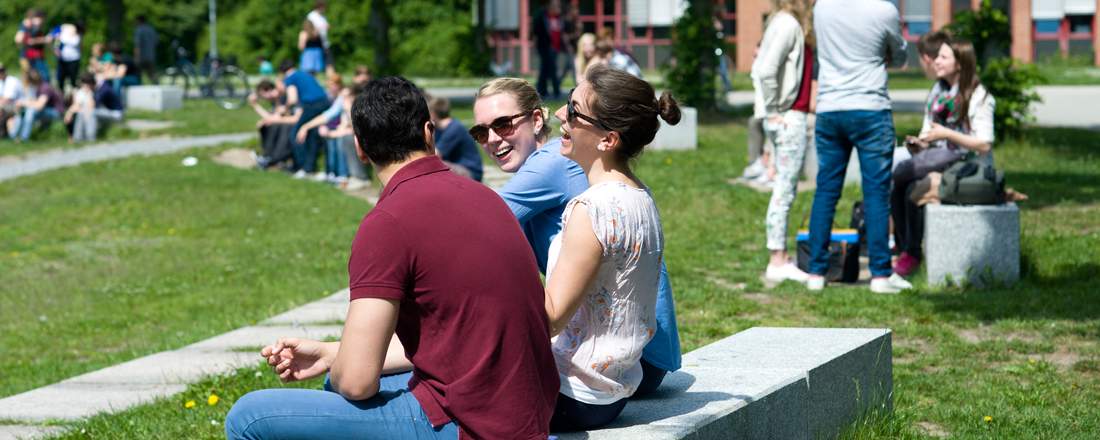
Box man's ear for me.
[424,121,436,153]
[353,135,369,164]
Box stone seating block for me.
[650,106,697,150]
[125,85,183,112]
[559,327,893,440]
[924,202,1020,287]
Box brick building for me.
[483,0,1099,75]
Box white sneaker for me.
[292,170,307,179]
[312,172,328,182]
[870,273,913,294]
[741,158,766,180]
[806,276,825,291]
[750,172,774,190]
[764,262,810,283]
[344,177,370,191]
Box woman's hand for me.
[919,122,953,143]
[905,135,929,154]
[260,338,336,382]
[295,128,309,144]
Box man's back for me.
[814,0,906,112]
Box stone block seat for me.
[124,85,184,112]
[559,327,893,440]
[924,202,1020,287]
[650,106,697,150]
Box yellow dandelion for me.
[1028,358,1037,364]
[184,400,196,409]
[168,228,177,235]
[664,157,672,165]
[983,415,992,423]
[208,394,220,406]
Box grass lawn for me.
[3,99,1098,438]
[0,145,370,399]
[0,99,256,158]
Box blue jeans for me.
[291,100,330,173]
[29,58,50,84]
[325,137,348,177]
[225,371,458,440]
[809,110,895,278]
[11,107,60,141]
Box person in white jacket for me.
[751,0,815,284]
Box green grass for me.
[0,145,370,399]
[0,99,256,157]
[4,102,1099,438]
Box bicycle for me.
[163,41,250,110]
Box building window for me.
[1035,19,1061,34]
[1067,15,1094,34]
[908,21,932,36]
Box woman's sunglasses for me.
[567,88,613,132]
[468,111,532,144]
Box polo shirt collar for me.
[378,155,450,202]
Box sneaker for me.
[894,252,920,277]
[292,169,307,179]
[764,262,810,283]
[311,172,328,182]
[344,177,370,191]
[741,158,766,180]
[870,273,913,294]
[806,276,826,291]
[750,173,774,190]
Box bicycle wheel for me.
[163,67,191,98]
[212,65,250,110]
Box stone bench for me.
[125,85,184,112]
[560,327,893,440]
[924,202,1020,287]
[651,106,697,150]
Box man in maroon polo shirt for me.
[226,76,559,440]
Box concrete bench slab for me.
[125,86,184,112]
[560,327,892,440]
[0,383,187,422]
[0,425,64,440]
[186,324,344,351]
[651,107,697,150]
[925,202,1020,287]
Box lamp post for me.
[209,0,218,59]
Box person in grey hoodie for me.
[751,0,815,284]
[806,0,913,294]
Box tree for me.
[369,0,393,75]
[665,1,719,110]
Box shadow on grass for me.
[1009,170,1100,209]
[920,260,1100,322]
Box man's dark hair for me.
[917,31,951,58]
[278,60,295,74]
[136,15,147,24]
[256,79,276,93]
[351,76,432,167]
[79,72,95,87]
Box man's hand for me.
[295,128,309,144]
[260,338,335,382]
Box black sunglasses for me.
[567,88,613,132]
[468,111,533,144]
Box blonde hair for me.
[574,33,597,79]
[474,78,551,142]
[769,0,814,46]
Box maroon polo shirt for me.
[348,155,559,440]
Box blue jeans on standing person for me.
[326,137,348,178]
[291,100,331,173]
[536,48,560,99]
[30,58,51,84]
[10,107,60,141]
[808,110,895,278]
[225,371,459,440]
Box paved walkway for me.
[0,133,254,183]
[723,85,1100,129]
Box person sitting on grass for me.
[280,60,331,180]
[469,76,683,403]
[63,73,99,142]
[225,75,559,440]
[7,69,64,142]
[249,79,299,170]
[892,38,995,278]
[427,95,483,181]
[295,81,358,185]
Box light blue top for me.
[498,138,682,372]
[320,98,343,122]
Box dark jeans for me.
[57,60,80,91]
[550,394,627,432]
[291,100,330,172]
[259,123,295,166]
[633,358,669,397]
[536,48,560,99]
[809,110,895,278]
[891,179,924,259]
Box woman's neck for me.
[945,73,959,88]
[582,156,640,189]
